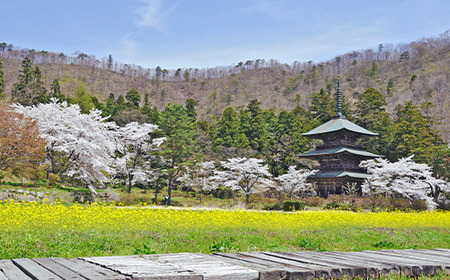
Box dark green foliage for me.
[102,93,115,117]
[30,66,48,104]
[125,88,140,109]
[0,59,5,99]
[282,200,306,211]
[214,106,246,149]
[209,238,235,252]
[308,89,335,123]
[240,99,269,152]
[355,87,393,156]
[134,244,157,255]
[387,78,395,96]
[388,101,443,163]
[263,203,283,211]
[185,98,198,121]
[12,57,47,105]
[372,240,395,248]
[50,78,64,102]
[298,238,321,250]
[115,95,127,112]
[323,201,357,212]
[155,103,198,205]
[71,86,94,114]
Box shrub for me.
[283,200,306,211]
[263,203,282,211]
[324,201,357,212]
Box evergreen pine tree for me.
[0,59,5,99]
[155,104,198,205]
[50,78,64,102]
[12,57,34,105]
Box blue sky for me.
[2,0,450,69]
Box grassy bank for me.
[0,201,449,260]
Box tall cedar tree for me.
[354,87,393,156]
[240,99,269,152]
[125,88,140,109]
[156,103,198,205]
[388,101,443,164]
[308,88,335,123]
[50,78,64,102]
[31,66,48,104]
[0,101,46,174]
[214,106,244,148]
[0,59,5,98]
[12,58,47,106]
[12,57,34,106]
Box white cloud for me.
[134,0,180,31]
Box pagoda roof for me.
[298,146,382,158]
[309,170,372,179]
[302,117,378,137]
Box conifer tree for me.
[155,103,198,205]
[355,87,393,156]
[125,88,140,109]
[240,99,269,152]
[31,66,48,104]
[308,88,335,123]
[0,59,5,99]
[214,106,244,148]
[12,57,34,105]
[50,78,64,102]
[388,101,442,164]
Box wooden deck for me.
[0,249,449,279]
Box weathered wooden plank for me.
[32,258,86,280]
[237,252,336,280]
[362,250,442,275]
[340,251,425,276]
[386,249,450,261]
[52,258,127,280]
[12,258,63,280]
[378,249,450,266]
[82,255,201,280]
[215,252,320,280]
[369,250,444,275]
[408,249,450,258]
[297,251,396,278]
[0,272,8,280]
[263,251,361,279]
[0,260,33,280]
[142,253,259,280]
[211,254,291,280]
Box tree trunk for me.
[167,174,173,206]
[154,183,160,202]
[127,173,133,193]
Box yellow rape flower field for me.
[0,200,449,260]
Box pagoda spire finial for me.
[333,76,345,119]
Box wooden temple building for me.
[298,77,382,197]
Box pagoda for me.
[298,77,382,197]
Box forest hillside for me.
[1,31,450,141]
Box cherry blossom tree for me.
[14,100,117,186]
[361,155,449,210]
[276,166,317,200]
[213,157,273,204]
[177,161,217,203]
[114,122,165,193]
